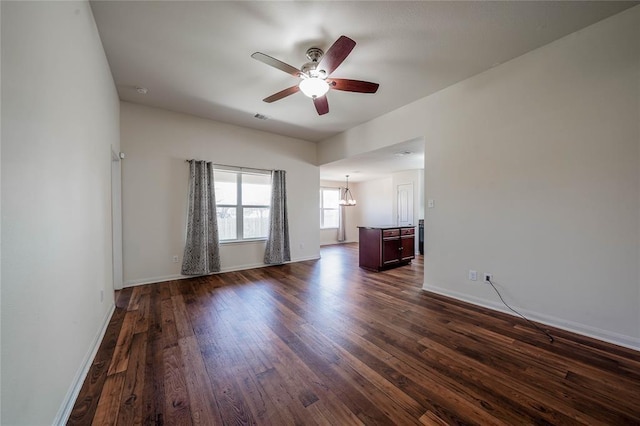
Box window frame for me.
[319,187,341,229]
[214,167,271,243]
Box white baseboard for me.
[320,240,357,247]
[124,273,186,287]
[422,283,640,352]
[54,303,116,425]
[123,255,322,288]
[289,255,322,262]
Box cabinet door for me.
[382,239,400,264]
[400,236,415,261]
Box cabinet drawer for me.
[401,228,414,235]
[382,229,400,237]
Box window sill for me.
[321,227,339,230]
[220,239,267,245]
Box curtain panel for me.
[181,160,221,275]
[337,186,347,242]
[264,170,291,264]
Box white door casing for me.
[111,148,124,291]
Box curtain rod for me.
[185,159,272,173]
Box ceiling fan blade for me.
[263,85,300,103]
[313,96,329,115]
[318,35,356,76]
[251,52,301,77]
[329,79,379,94]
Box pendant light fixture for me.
[339,175,356,206]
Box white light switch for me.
[428,199,435,208]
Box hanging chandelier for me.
[339,175,356,206]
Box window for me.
[320,187,340,229]
[214,168,271,241]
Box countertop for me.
[357,225,416,230]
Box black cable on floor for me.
[487,278,554,343]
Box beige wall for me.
[1,1,120,424]
[120,102,320,286]
[355,177,394,230]
[318,6,640,349]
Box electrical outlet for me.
[172,255,179,263]
[484,273,493,283]
[468,270,477,281]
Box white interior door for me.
[397,183,414,226]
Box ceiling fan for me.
[251,35,379,116]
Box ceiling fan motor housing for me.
[302,47,327,78]
[305,47,324,62]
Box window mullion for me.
[237,172,243,240]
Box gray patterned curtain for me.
[337,187,346,242]
[264,170,290,264]
[181,160,221,275]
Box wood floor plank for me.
[127,286,144,311]
[159,298,178,350]
[178,335,222,425]
[132,290,150,335]
[107,310,136,376]
[116,332,147,425]
[70,244,640,425]
[141,284,166,426]
[91,372,126,426]
[232,363,290,424]
[171,293,194,340]
[162,344,192,424]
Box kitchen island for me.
[358,225,415,271]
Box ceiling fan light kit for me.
[251,35,379,115]
[299,77,329,98]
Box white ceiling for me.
[90,1,637,178]
[321,138,425,183]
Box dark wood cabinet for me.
[358,226,415,271]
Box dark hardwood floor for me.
[69,243,640,425]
